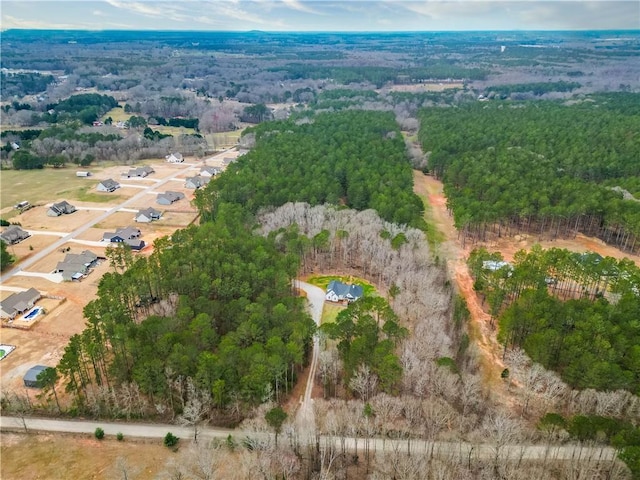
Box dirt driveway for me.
[412,171,640,395]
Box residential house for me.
[200,166,221,177]
[325,280,364,303]
[0,288,41,320]
[156,191,185,205]
[165,152,184,163]
[135,207,162,223]
[54,250,100,281]
[185,175,210,189]
[102,226,141,243]
[122,165,155,178]
[96,178,121,192]
[0,225,30,245]
[47,200,76,217]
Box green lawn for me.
[320,302,344,326]
[0,167,124,211]
[414,191,445,250]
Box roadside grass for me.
[307,275,377,297]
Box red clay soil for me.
[413,171,640,401]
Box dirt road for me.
[293,280,325,437]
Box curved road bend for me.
[0,416,617,463]
[0,156,222,285]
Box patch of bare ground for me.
[413,170,640,409]
[0,433,171,480]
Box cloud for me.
[280,0,323,14]
[103,0,191,22]
[2,14,87,30]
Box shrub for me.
[116,432,124,441]
[94,427,105,440]
[164,432,179,448]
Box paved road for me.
[0,416,617,464]
[293,281,325,437]
[0,155,218,284]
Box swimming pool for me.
[23,306,43,321]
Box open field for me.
[380,82,464,93]
[0,433,173,480]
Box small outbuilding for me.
[23,365,49,388]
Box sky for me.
[1,0,639,32]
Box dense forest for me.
[195,110,426,229]
[58,206,315,418]
[468,246,640,394]
[419,93,640,252]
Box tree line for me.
[195,110,426,229]
[56,205,315,420]
[419,93,640,253]
[469,246,640,394]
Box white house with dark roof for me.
[165,152,184,163]
[135,207,162,223]
[156,191,185,205]
[325,280,364,303]
[1,288,41,319]
[185,175,210,189]
[200,166,222,177]
[96,178,121,192]
[47,200,76,217]
[0,225,31,245]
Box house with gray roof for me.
[156,191,185,205]
[122,165,155,178]
[325,280,364,303]
[185,175,210,189]
[96,178,121,192]
[102,226,141,243]
[0,225,30,245]
[135,207,162,223]
[24,365,48,388]
[165,152,184,163]
[1,288,41,319]
[55,250,99,281]
[200,166,222,177]
[47,200,76,217]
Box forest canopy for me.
[419,93,640,253]
[195,110,426,229]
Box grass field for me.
[321,302,344,325]
[0,168,92,211]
